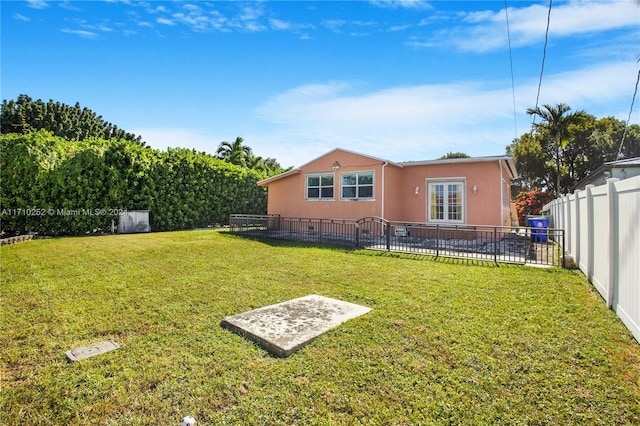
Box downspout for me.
[381,161,388,220]
[499,159,504,226]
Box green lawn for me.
[1,230,638,425]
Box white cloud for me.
[417,0,640,52]
[240,21,267,32]
[527,61,640,115]
[13,13,30,22]
[254,81,513,164]
[322,19,347,32]
[183,4,201,13]
[388,24,413,32]
[26,0,48,10]
[250,60,639,166]
[60,1,81,11]
[172,12,211,31]
[128,60,638,168]
[269,18,313,32]
[370,0,432,10]
[238,4,263,22]
[156,17,175,26]
[82,23,114,33]
[270,18,291,30]
[61,28,98,38]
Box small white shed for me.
[118,210,150,234]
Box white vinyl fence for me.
[544,176,640,343]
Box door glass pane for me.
[448,183,462,220]
[430,185,444,220]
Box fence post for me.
[562,229,565,269]
[575,190,582,270]
[586,184,595,282]
[386,221,391,251]
[607,178,620,309]
[564,194,571,254]
[436,224,440,258]
[355,223,360,247]
[494,227,498,263]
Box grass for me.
[1,230,639,425]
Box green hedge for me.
[0,131,267,236]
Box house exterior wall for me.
[397,161,507,226]
[265,150,390,219]
[261,149,515,227]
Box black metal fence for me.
[229,214,565,267]
[229,214,358,246]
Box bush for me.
[513,188,555,226]
[0,131,267,236]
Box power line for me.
[617,61,640,160]
[504,0,518,140]
[531,0,553,129]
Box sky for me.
[2,0,639,168]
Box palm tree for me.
[216,137,253,167]
[246,155,287,175]
[526,103,587,195]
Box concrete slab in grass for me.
[221,294,372,357]
[66,340,120,362]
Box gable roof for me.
[258,148,517,186]
[316,147,405,168]
[258,148,403,186]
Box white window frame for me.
[305,173,335,201]
[426,179,466,224]
[340,171,375,201]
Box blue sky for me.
[2,0,639,167]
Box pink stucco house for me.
[258,148,518,227]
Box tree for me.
[508,112,640,194]
[1,94,144,145]
[525,103,588,195]
[216,137,253,167]
[513,188,555,226]
[216,137,289,176]
[438,152,470,160]
[506,132,550,193]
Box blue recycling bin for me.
[528,216,550,242]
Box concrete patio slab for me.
[221,294,372,357]
[65,340,120,362]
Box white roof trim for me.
[401,156,518,179]
[258,150,518,185]
[257,168,301,186]
[296,147,404,169]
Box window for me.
[428,181,464,223]
[341,172,374,200]
[306,174,334,200]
